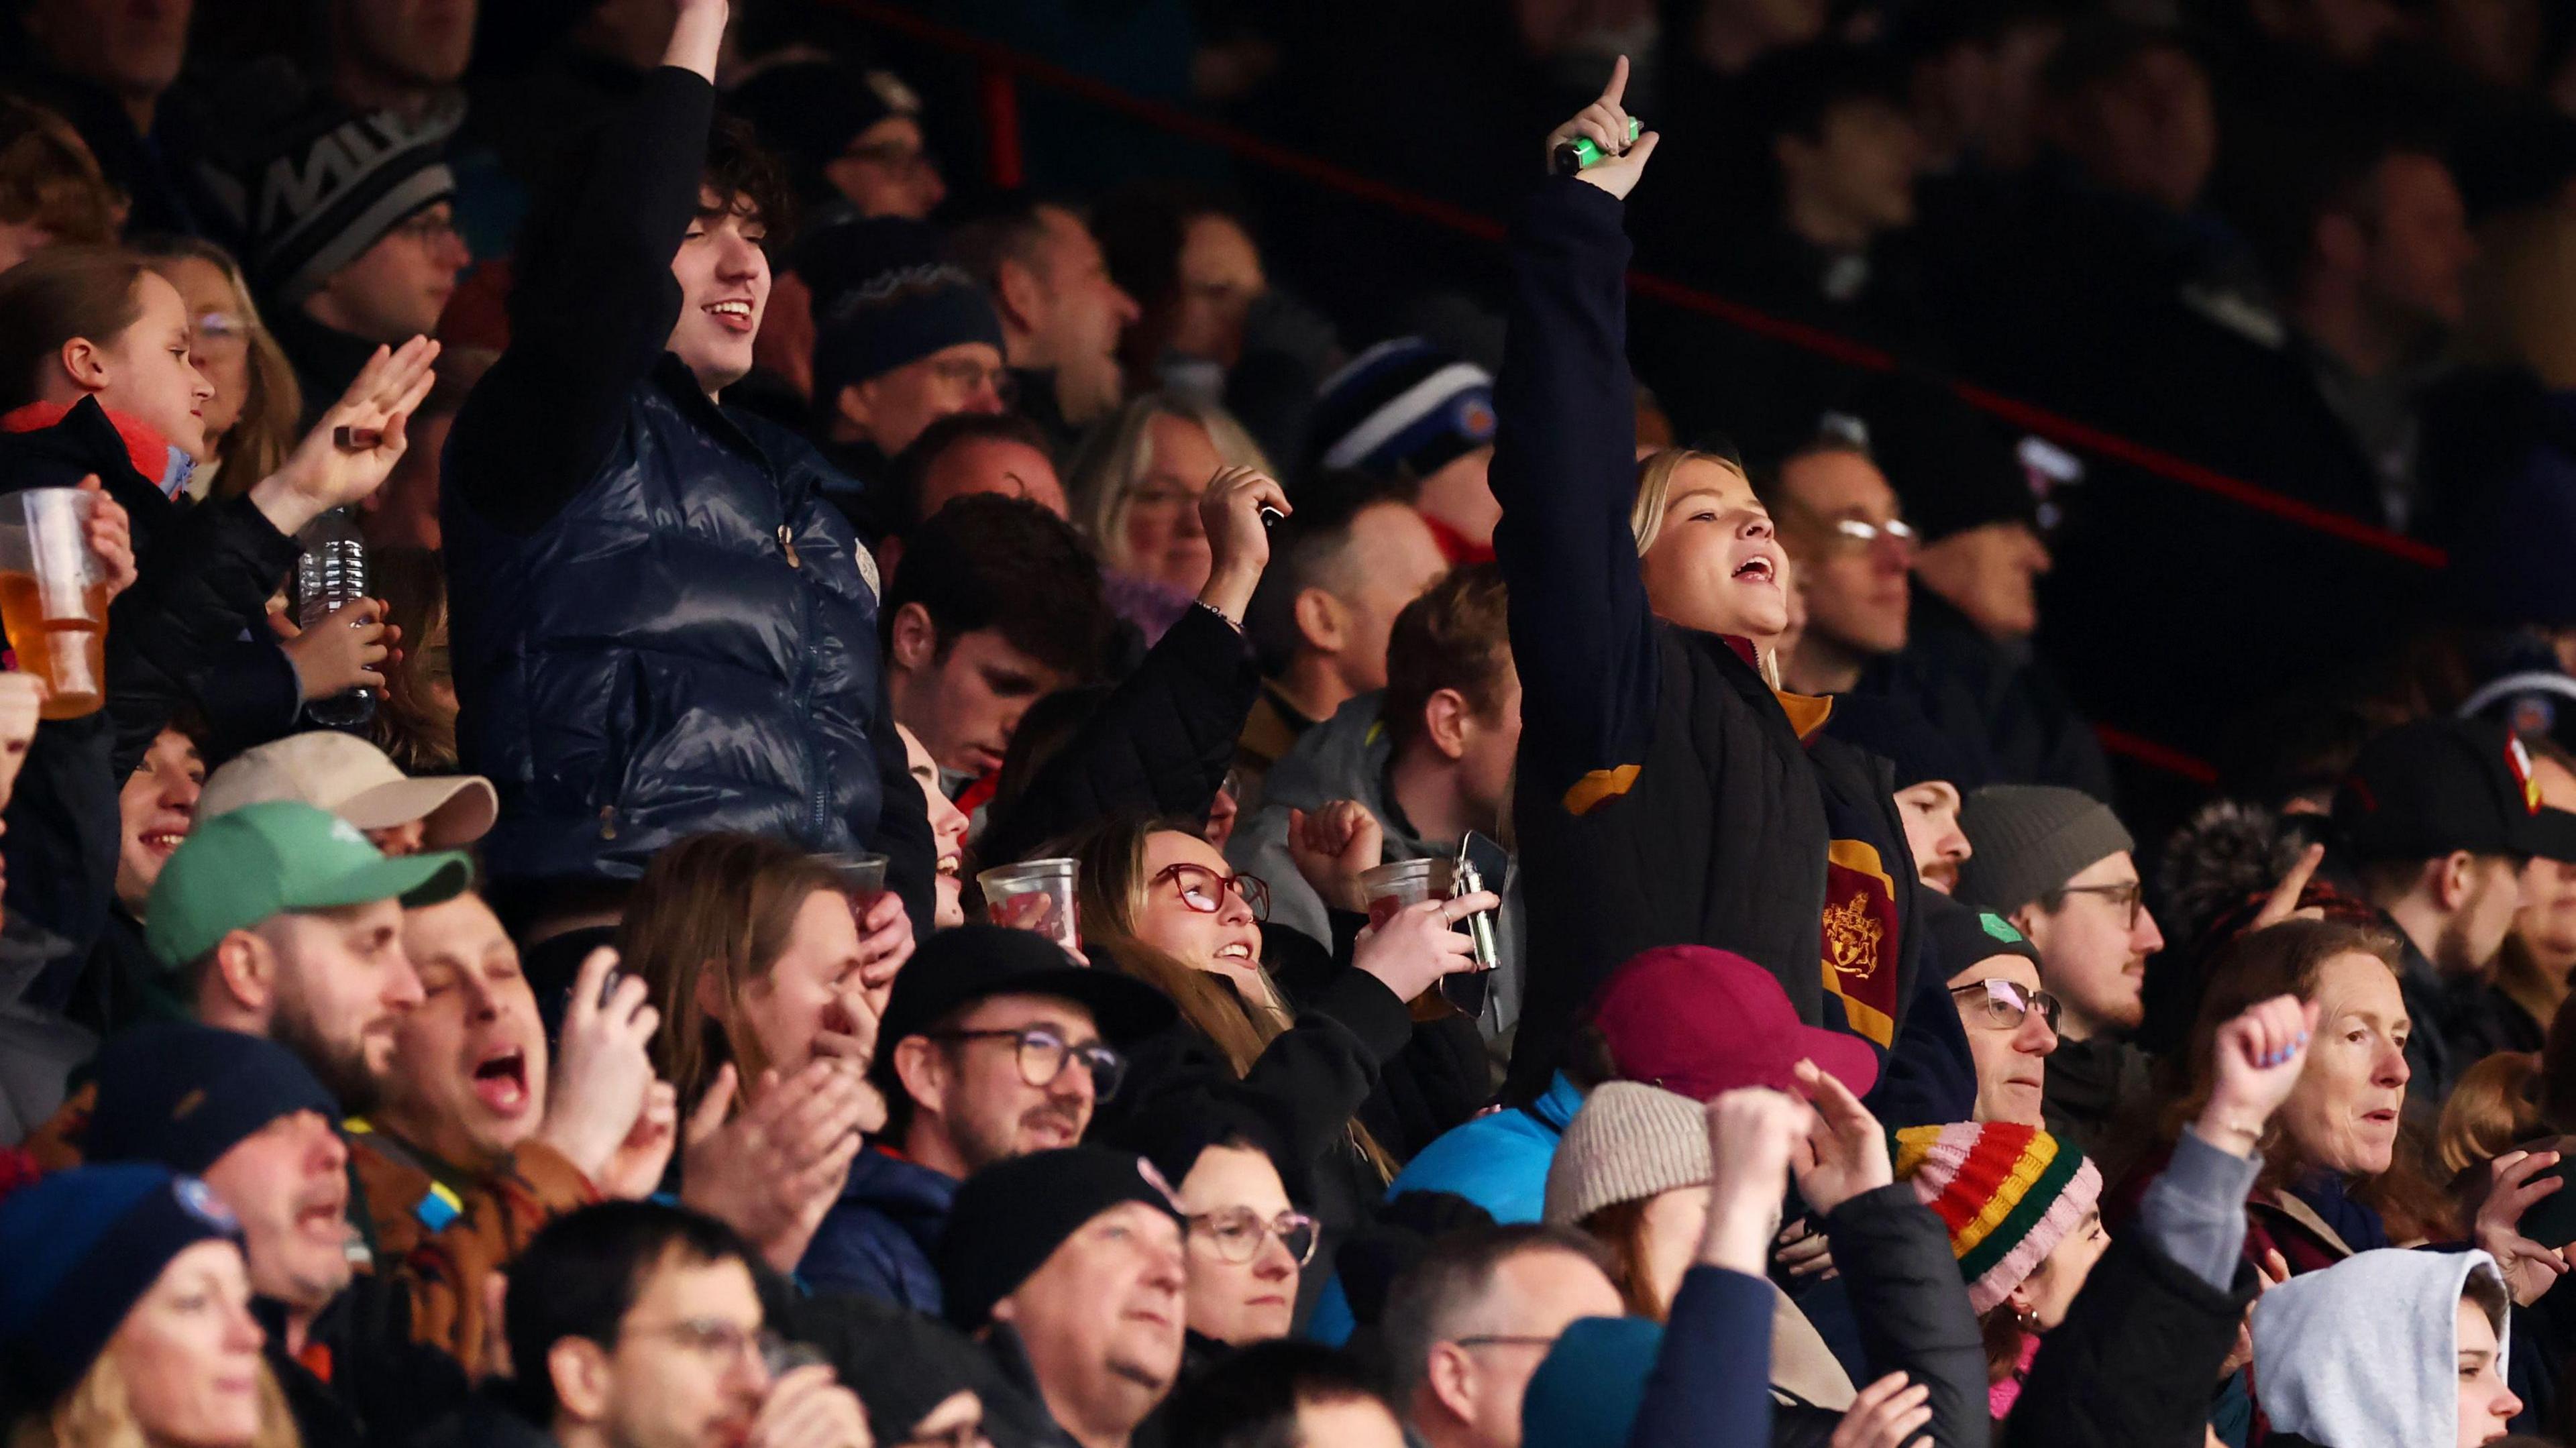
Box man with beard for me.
[2333,719,2576,1108]
[39,800,611,1370]
[149,801,468,1111]
[1955,785,2159,1152]
[814,926,1173,1313]
[85,1022,468,1448]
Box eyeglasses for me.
[931,1026,1128,1100]
[621,1319,783,1372]
[2049,881,2147,930]
[1151,862,1269,923]
[1186,1207,1320,1266]
[388,209,460,247]
[1949,979,2061,1034]
[927,356,1016,402]
[1452,1334,1562,1352]
[1821,515,1917,553]
[192,313,249,350]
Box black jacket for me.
[1490,176,1908,1103]
[1774,1184,1988,1448]
[259,1274,468,1448]
[409,1390,557,1448]
[1867,590,2114,802]
[441,66,929,921]
[0,402,300,983]
[2003,1235,2256,1448]
[979,602,1254,867]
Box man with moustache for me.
[1955,785,2159,1153]
[24,803,631,1371]
[816,926,1173,1313]
[85,1022,469,1448]
[937,1148,1192,1448]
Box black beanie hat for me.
[936,1147,1185,1332]
[731,61,921,201]
[200,100,457,305]
[87,1020,341,1174]
[1846,374,2036,543]
[1921,890,2044,981]
[806,218,1004,402]
[0,1164,244,1412]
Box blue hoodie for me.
[798,1147,958,1313]
[1305,1072,1587,1344]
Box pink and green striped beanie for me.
[1892,1122,2101,1316]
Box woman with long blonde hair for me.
[1,1166,301,1448]
[1486,64,1926,1105]
[128,235,302,496]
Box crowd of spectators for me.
[11,1,2576,1447]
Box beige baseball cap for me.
[197,731,497,848]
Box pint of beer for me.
[0,489,107,720]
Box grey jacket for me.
[1227,691,1525,1042]
[0,913,94,1146]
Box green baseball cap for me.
[145,801,473,968]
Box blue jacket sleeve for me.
[1487,176,1660,806]
[1627,1266,1774,1448]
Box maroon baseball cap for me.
[1584,945,1881,1100]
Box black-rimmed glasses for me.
[930,1026,1128,1099]
[2049,880,2145,930]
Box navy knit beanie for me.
[87,1021,341,1176]
[0,1165,244,1411]
[1307,337,1495,480]
[806,218,1003,402]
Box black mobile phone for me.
[1441,832,1509,1017]
[2521,1160,2576,1251]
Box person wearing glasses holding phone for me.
[1957,784,2158,1152]
[1924,893,2061,1127]
[815,926,1173,1315]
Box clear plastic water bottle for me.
[294,506,375,728]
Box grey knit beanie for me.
[1955,785,2135,916]
[1542,1082,1709,1227]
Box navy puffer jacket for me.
[446,370,891,881]
[441,67,926,905]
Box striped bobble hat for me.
[1892,1122,2100,1316]
[1307,337,1495,479]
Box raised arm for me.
[443,0,730,535]
[1487,59,1667,805]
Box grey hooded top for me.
[2251,1247,2510,1448]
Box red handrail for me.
[827,0,2300,783]
[831,0,2447,571]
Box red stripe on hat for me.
[1927,1127,2041,1237]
